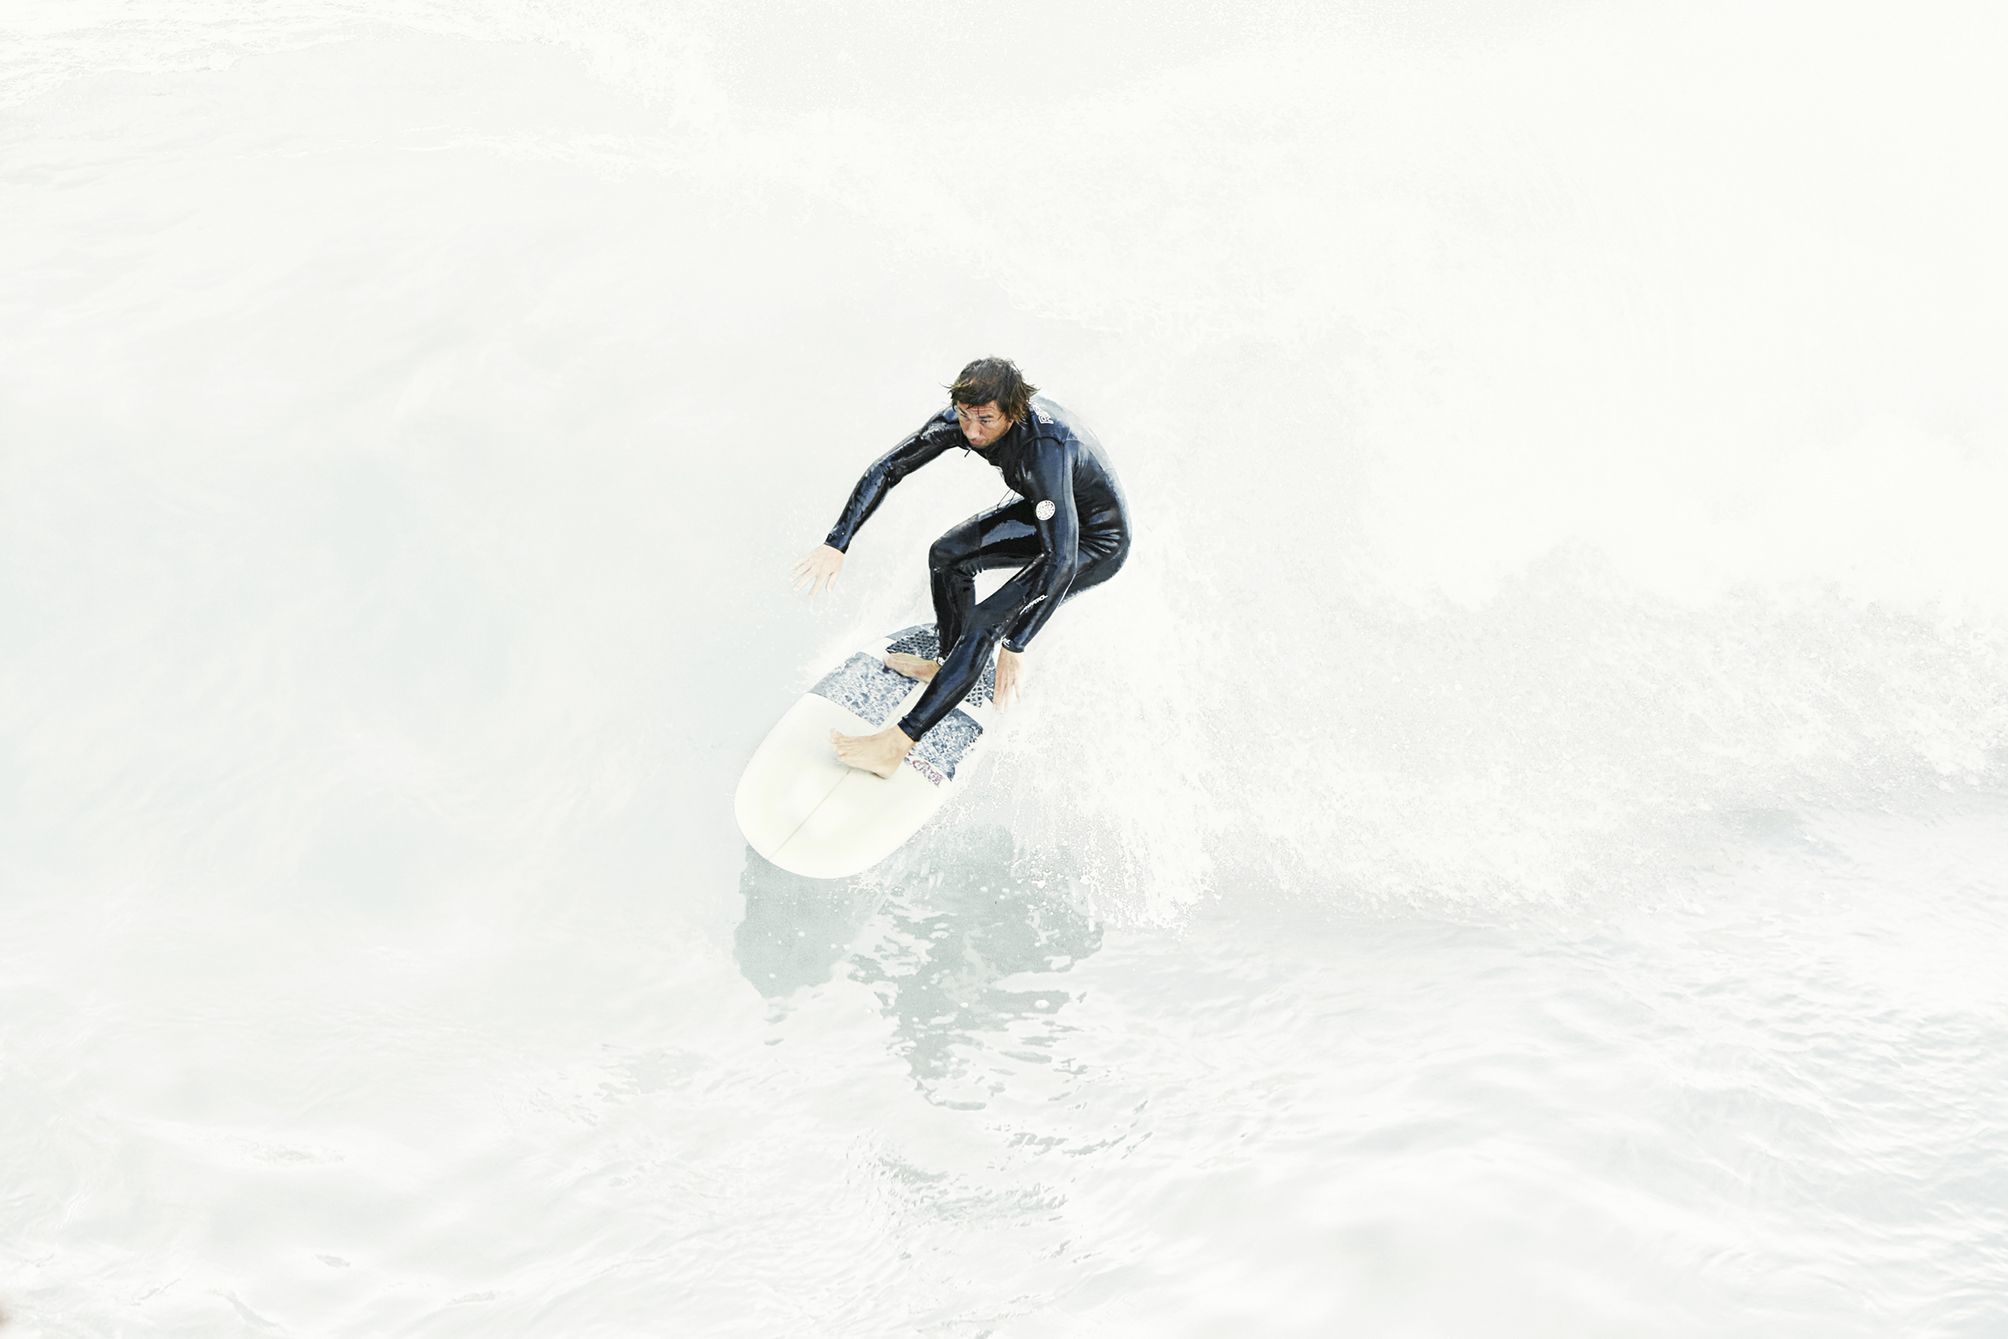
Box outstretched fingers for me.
[792,549,842,596]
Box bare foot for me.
[830,724,917,778]
[884,653,939,681]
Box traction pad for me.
[810,625,991,780]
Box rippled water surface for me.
[5,3,2006,1335]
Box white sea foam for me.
[4,3,2005,1335]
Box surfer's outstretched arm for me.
[822,412,960,554]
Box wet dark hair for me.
[947,357,1037,422]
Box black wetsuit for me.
[824,395,1131,741]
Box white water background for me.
[4,2,2006,1335]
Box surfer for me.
[793,357,1132,778]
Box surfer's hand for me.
[792,544,844,597]
[994,646,1023,709]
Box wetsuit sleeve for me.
[1001,442,1081,653]
[823,413,959,553]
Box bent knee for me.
[929,533,976,571]
[1078,536,1129,585]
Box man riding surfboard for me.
[793,357,1132,778]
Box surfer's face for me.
[955,400,1011,449]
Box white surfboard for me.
[735,624,999,878]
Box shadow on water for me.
[734,823,1104,1108]
[733,851,890,998]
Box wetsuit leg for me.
[926,501,1044,657]
[896,521,1130,742]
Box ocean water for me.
[4,3,2006,1335]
